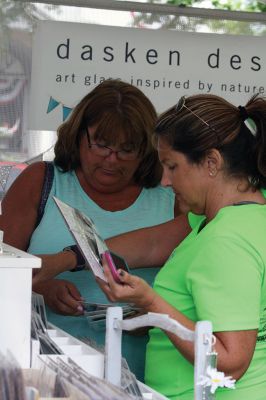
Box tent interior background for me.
[0,2,265,397]
[0,0,265,197]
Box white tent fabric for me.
[1,0,265,163]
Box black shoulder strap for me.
[35,161,54,228]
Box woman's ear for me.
[206,149,223,177]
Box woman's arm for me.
[33,213,191,283]
[32,250,77,284]
[0,162,85,315]
[142,287,257,380]
[98,265,257,380]
[106,213,192,268]
[0,162,45,249]
[0,162,79,274]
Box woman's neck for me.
[75,169,142,212]
[205,179,265,223]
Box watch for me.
[63,244,86,272]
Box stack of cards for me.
[81,302,139,331]
[31,292,63,355]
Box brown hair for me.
[155,93,266,189]
[54,79,161,187]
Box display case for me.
[0,242,41,368]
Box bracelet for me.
[63,244,86,272]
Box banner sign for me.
[29,20,266,131]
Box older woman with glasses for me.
[98,93,266,399]
[0,79,191,381]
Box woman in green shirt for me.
[99,93,266,399]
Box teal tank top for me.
[28,164,175,381]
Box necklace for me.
[233,201,260,206]
[198,201,262,234]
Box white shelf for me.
[33,322,167,400]
[45,323,105,379]
[0,243,42,268]
[0,242,166,399]
[0,243,41,368]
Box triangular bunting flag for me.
[47,96,60,114]
[62,105,73,121]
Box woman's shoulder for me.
[12,161,46,189]
[204,205,266,246]
[2,161,48,216]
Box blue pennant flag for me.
[47,96,60,114]
[62,105,73,121]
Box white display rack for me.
[105,307,213,400]
[0,239,165,399]
[0,240,230,400]
[38,322,105,379]
[0,242,41,368]
[33,321,168,400]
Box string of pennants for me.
[47,96,73,122]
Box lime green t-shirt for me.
[188,188,266,230]
[188,212,204,229]
[145,204,266,400]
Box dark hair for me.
[155,93,266,189]
[54,79,161,187]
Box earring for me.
[209,170,216,177]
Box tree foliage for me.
[209,0,266,12]
[131,0,266,34]
[156,0,266,12]
[0,0,60,49]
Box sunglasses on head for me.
[157,96,217,135]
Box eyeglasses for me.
[86,129,139,161]
[157,96,217,134]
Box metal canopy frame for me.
[18,0,266,23]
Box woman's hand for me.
[33,279,84,316]
[96,257,156,310]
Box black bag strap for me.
[35,161,54,228]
